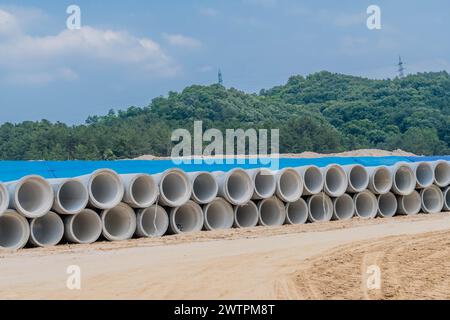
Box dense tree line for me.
[0,71,449,160]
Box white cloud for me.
[0,8,180,85]
[1,6,46,27]
[162,33,202,49]
[4,67,79,86]
[199,8,218,17]
[0,26,176,71]
[0,9,21,37]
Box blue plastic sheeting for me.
[0,156,449,182]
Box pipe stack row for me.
[0,160,449,250]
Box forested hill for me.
[1,71,449,160]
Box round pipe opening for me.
[130,175,158,208]
[234,201,259,228]
[66,209,102,244]
[30,212,64,247]
[303,166,324,195]
[308,193,333,222]
[332,194,355,221]
[136,205,169,237]
[258,197,285,226]
[160,170,191,207]
[397,191,421,215]
[253,169,276,199]
[192,173,218,204]
[323,165,347,197]
[285,198,308,224]
[101,203,137,241]
[377,192,397,218]
[169,201,203,234]
[354,191,378,219]
[225,169,253,205]
[444,187,450,211]
[0,211,29,250]
[421,186,444,214]
[203,198,234,231]
[0,183,8,214]
[393,165,415,195]
[434,161,450,187]
[371,167,393,194]
[277,169,302,202]
[348,165,369,192]
[55,180,88,214]
[15,176,53,218]
[415,162,434,188]
[89,170,124,209]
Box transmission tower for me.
[398,56,405,78]
[218,69,223,85]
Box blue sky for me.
[0,0,449,124]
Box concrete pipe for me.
[391,164,416,195]
[188,172,218,204]
[353,191,378,219]
[258,196,286,226]
[343,164,369,193]
[233,201,259,228]
[64,209,102,244]
[285,198,308,225]
[275,168,303,203]
[214,169,253,206]
[168,200,204,234]
[100,203,137,241]
[247,168,276,200]
[332,194,355,221]
[29,211,64,247]
[296,165,324,196]
[377,192,397,218]
[0,183,9,215]
[7,175,54,218]
[307,192,333,223]
[397,191,421,215]
[367,166,393,195]
[203,197,234,231]
[322,164,348,197]
[413,162,434,189]
[153,169,192,207]
[0,210,29,250]
[433,160,450,187]
[444,187,450,211]
[420,185,444,214]
[79,169,124,210]
[121,174,158,208]
[50,178,89,215]
[135,205,169,237]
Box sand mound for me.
[134,149,416,160]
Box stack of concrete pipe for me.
[0,159,449,250]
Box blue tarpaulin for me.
[0,156,449,182]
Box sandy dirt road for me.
[1,213,449,299]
